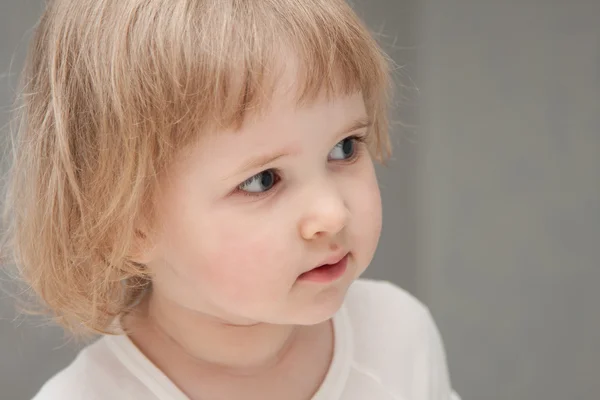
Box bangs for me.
[116,0,392,157]
[197,0,390,127]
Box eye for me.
[328,136,362,161]
[238,169,280,194]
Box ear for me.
[128,228,158,265]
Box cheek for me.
[368,177,383,235]
[350,161,383,253]
[190,224,294,303]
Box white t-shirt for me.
[33,279,461,399]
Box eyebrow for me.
[230,116,372,178]
[339,116,372,137]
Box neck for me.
[126,291,305,375]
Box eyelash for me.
[236,134,368,199]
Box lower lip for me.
[298,254,349,283]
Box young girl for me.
[4,0,460,399]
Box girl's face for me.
[144,86,382,326]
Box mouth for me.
[297,253,349,283]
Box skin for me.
[125,68,383,399]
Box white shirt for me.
[33,279,461,399]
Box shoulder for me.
[343,279,458,398]
[31,338,130,400]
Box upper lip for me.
[299,251,349,275]
[317,251,349,268]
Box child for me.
[4,0,461,399]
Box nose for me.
[298,183,350,241]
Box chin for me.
[292,282,351,326]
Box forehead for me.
[167,55,367,178]
[209,91,366,152]
[165,90,366,184]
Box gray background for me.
[1,0,599,399]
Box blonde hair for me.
[2,0,392,335]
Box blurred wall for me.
[418,1,600,399]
